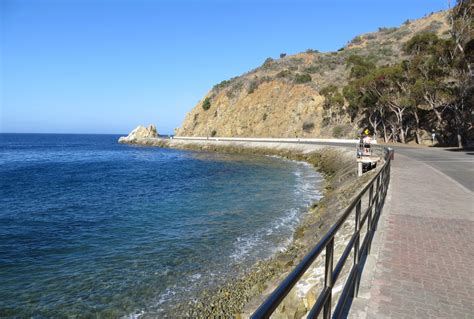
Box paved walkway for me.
[349,153,474,318]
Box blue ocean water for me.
[0,134,322,317]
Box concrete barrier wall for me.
[173,136,362,144]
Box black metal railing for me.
[252,147,394,319]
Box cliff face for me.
[177,11,450,138]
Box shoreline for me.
[120,138,379,318]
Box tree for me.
[343,3,472,146]
[202,97,211,111]
[345,55,376,79]
[320,85,344,125]
[447,0,473,147]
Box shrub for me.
[247,80,258,94]
[304,65,321,74]
[306,49,319,54]
[377,47,394,57]
[213,80,231,91]
[302,122,315,132]
[394,29,411,40]
[247,76,271,94]
[262,57,274,68]
[351,35,363,45]
[211,130,217,137]
[332,125,345,138]
[226,82,243,98]
[378,27,398,34]
[276,69,292,78]
[262,113,268,121]
[423,21,443,33]
[403,32,439,54]
[202,97,211,111]
[294,73,312,84]
[321,117,330,127]
[366,33,377,40]
[280,53,287,58]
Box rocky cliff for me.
[176,11,450,138]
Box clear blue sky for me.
[1,0,448,134]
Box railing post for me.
[353,200,361,297]
[323,238,334,319]
[373,176,381,230]
[367,185,373,253]
[376,174,380,194]
[379,171,384,207]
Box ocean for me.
[0,134,322,317]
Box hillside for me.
[176,11,454,141]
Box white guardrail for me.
[171,136,376,145]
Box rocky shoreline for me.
[119,137,379,318]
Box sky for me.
[1,0,449,134]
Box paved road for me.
[392,146,474,192]
[174,137,473,190]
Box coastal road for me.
[390,146,474,192]
[173,136,473,190]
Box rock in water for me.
[118,124,158,143]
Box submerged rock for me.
[118,124,158,143]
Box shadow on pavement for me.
[442,147,474,155]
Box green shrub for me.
[351,35,363,44]
[211,130,217,137]
[304,65,321,74]
[202,97,211,111]
[302,122,315,132]
[276,69,292,78]
[280,53,287,58]
[294,73,312,84]
[332,125,345,138]
[213,80,231,91]
[306,48,319,54]
[262,113,268,121]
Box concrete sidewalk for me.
[349,153,474,318]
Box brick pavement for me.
[349,154,474,318]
